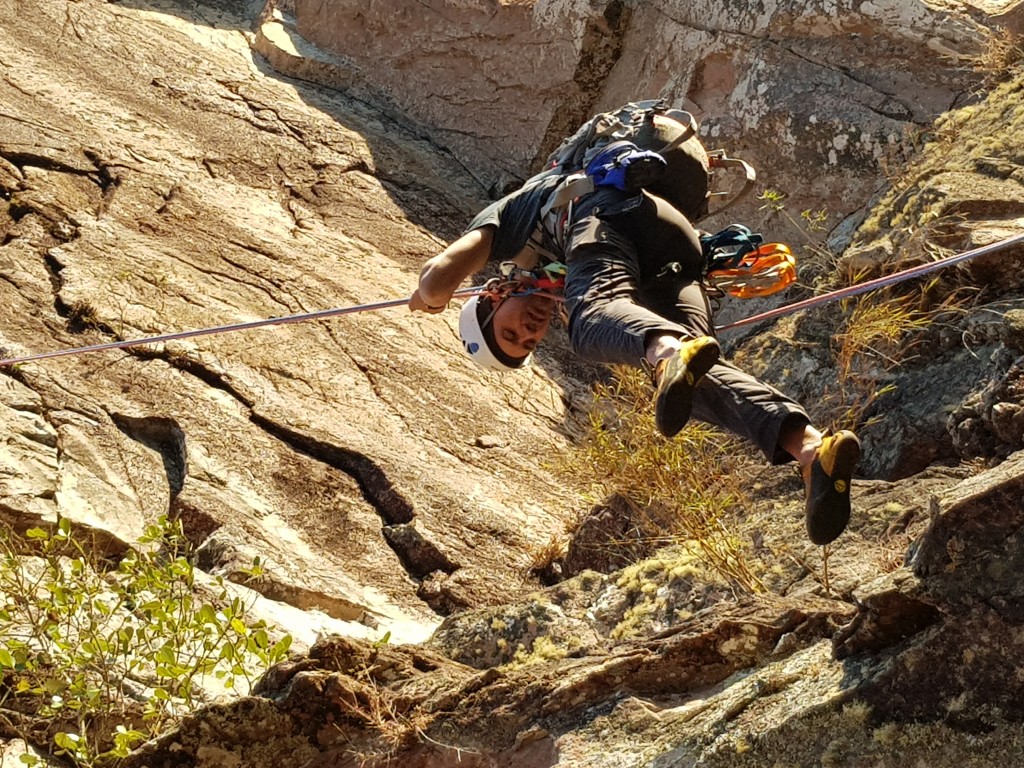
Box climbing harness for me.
[495,260,567,297]
[1,234,1021,368]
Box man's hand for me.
[411,227,494,314]
[408,289,449,314]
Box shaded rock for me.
[123,443,1024,766]
[1003,307,1024,352]
[382,522,459,578]
[832,570,941,659]
[947,359,1024,462]
[909,448,1024,605]
[561,493,655,578]
[124,596,850,767]
[415,570,474,617]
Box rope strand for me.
[715,233,1024,332]
[2,232,1022,367]
[0,288,489,367]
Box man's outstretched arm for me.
[409,227,494,313]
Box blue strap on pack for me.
[584,141,667,193]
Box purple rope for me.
[0,287,489,367]
[2,233,1021,367]
[716,232,1024,332]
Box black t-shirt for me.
[463,173,563,265]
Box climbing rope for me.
[1,233,1022,368]
[715,232,1024,332]
[0,287,492,368]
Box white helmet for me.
[458,294,532,372]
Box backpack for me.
[508,102,791,300]
[538,99,756,224]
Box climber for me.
[409,107,860,546]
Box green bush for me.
[0,515,293,767]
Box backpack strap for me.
[706,151,757,217]
[540,172,594,221]
[653,108,698,155]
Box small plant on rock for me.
[0,515,293,767]
[65,300,102,332]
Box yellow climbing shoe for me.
[653,336,720,438]
[803,430,861,545]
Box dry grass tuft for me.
[66,299,102,331]
[556,366,764,592]
[969,27,1024,87]
[820,276,976,432]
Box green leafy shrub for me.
[0,515,293,767]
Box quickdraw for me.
[703,225,797,299]
[706,242,797,299]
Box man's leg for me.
[642,275,805,460]
[646,276,862,544]
[563,217,695,365]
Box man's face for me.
[491,294,556,359]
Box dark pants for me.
[562,192,809,464]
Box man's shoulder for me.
[464,173,566,262]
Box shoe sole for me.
[654,340,720,438]
[806,433,861,545]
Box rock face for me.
[4,0,1024,765]
[264,0,989,239]
[0,0,593,650]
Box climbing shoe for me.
[653,336,720,438]
[803,430,861,545]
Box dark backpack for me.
[539,99,755,223]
